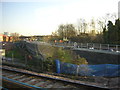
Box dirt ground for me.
[94,77,120,88]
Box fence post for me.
[108,44,109,50]
[116,45,118,51]
[93,44,94,49]
[81,43,82,48]
[55,59,60,74]
[76,65,79,76]
[78,43,80,48]
[100,44,101,50]
[87,43,88,49]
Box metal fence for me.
[51,42,120,52]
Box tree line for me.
[50,14,120,44]
[103,19,120,44]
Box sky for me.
[118,1,120,18]
[0,0,120,36]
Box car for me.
[109,49,114,52]
[89,47,94,50]
[116,50,120,53]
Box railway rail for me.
[1,65,111,89]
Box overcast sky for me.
[0,0,119,36]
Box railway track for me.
[1,65,111,89]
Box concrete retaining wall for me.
[73,50,120,64]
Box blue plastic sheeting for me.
[55,60,61,74]
[60,62,77,75]
[88,64,120,77]
[58,60,120,77]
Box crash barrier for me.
[55,60,120,77]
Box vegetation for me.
[5,48,24,60]
[8,42,87,72]
[103,19,120,44]
[4,13,119,74]
[12,13,119,44]
[45,14,120,44]
[38,44,88,65]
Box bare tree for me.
[97,19,106,34]
[77,18,88,34]
[57,24,77,39]
[97,13,117,34]
[77,18,83,35]
[52,31,58,36]
[90,18,96,35]
[64,24,77,38]
[82,19,87,34]
[58,24,65,38]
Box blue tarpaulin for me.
[88,64,120,77]
[56,60,120,77]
